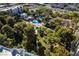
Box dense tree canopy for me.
[0,6,77,56]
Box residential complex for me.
[0,3,79,56]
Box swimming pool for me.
[32,20,41,26]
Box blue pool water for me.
[32,20,41,26]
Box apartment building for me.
[0,4,23,16]
[0,45,34,56]
[9,5,23,16]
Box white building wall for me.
[0,49,12,56]
[9,5,23,16]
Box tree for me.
[14,14,22,22]
[50,45,70,56]
[0,11,8,16]
[51,18,63,26]
[23,24,37,52]
[0,33,13,48]
[0,16,6,25]
[62,13,69,19]
[42,16,49,23]
[68,12,78,18]
[14,21,27,32]
[37,36,46,55]
[0,33,7,46]
[38,26,47,37]
[51,12,62,18]
[23,6,29,13]
[13,21,27,45]
[35,8,52,16]
[6,16,16,27]
[56,27,76,51]
[43,31,70,56]
[1,24,14,38]
[5,38,14,48]
[37,26,61,56]
[45,17,63,29]
[63,12,78,19]
[0,21,3,29]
